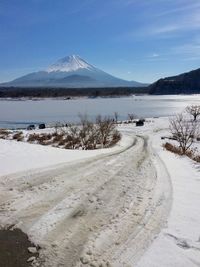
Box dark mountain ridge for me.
[149,68,200,94]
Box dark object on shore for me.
[139,118,145,123]
[0,227,39,267]
[38,123,45,129]
[136,120,144,126]
[27,125,35,130]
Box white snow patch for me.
[47,55,94,73]
[136,118,200,267]
[0,133,132,177]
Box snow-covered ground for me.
[136,119,200,267]
[120,118,200,267]
[0,117,199,267]
[0,133,131,177]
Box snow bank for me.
[136,119,200,267]
[0,133,132,177]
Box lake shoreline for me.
[0,95,199,129]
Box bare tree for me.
[67,125,80,149]
[114,112,119,123]
[169,113,198,154]
[128,113,137,121]
[54,122,59,134]
[186,105,200,121]
[54,122,63,134]
[96,115,116,148]
[78,114,97,149]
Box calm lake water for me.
[0,95,200,129]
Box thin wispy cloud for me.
[145,38,200,61]
[148,25,180,35]
[149,53,160,58]
[156,0,200,17]
[171,42,200,58]
[115,0,200,41]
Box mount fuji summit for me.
[2,55,145,88]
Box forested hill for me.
[149,68,200,95]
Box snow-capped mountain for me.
[47,55,94,73]
[2,55,146,88]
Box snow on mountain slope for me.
[47,55,94,73]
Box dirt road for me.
[0,133,172,267]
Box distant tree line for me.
[0,86,149,98]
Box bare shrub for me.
[65,135,73,142]
[128,113,137,122]
[45,133,53,140]
[192,154,200,163]
[0,129,10,139]
[110,130,121,147]
[39,140,48,146]
[51,131,58,137]
[68,125,79,140]
[58,139,66,146]
[112,130,121,142]
[12,131,23,141]
[163,142,183,155]
[96,115,116,148]
[64,142,73,149]
[64,115,120,149]
[59,126,68,135]
[36,134,51,144]
[0,129,9,135]
[169,113,198,154]
[67,125,81,149]
[79,114,97,149]
[27,134,40,143]
[53,133,64,143]
[54,122,63,134]
[163,142,200,163]
[186,105,200,121]
[25,114,121,150]
[114,112,119,123]
[27,133,54,145]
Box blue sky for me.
[1,0,200,83]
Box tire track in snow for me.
[0,134,172,267]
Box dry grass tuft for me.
[13,132,23,141]
[163,142,183,155]
[27,134,40,143]
[0,129,10,139]
[163,142,200,163]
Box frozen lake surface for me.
[0,95,200,129]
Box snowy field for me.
[0,117,199,267]
[0,132,131,177]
